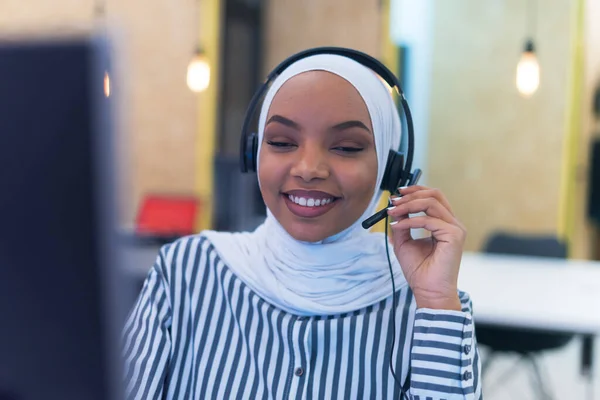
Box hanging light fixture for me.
[94,0,111,98]
[103,70,111,98]
[516,0,540,97]
[187,47,210,92]
[104,71,111,97]
[516,40,539,97]
[187,0,210,92]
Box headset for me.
[238,47,421,397]
[239,47,421,203]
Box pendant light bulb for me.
[187,49,210,93]
[516,39,540,97]
[104,71,111,97]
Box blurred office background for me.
[1,0,600,398]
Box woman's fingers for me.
[392,186,455,215]
[388,197,456,225]
[390,215,466,243]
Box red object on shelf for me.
[135,195,199,237]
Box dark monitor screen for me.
[0,37,127,400]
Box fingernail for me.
[390,197,402,204]
[387,206,396,211]
[399,186,409,190]
[389,220,398,225]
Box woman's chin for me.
[281,219,349,243]
[286,228,327,243]
[280,222,329,243]
[270,202,361,243]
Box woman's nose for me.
[290,146,330,182]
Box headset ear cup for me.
[245,132,258,172]
[380,149,405,193]
[251,133,258,171]
[242,133,254,172]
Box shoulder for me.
[153,233,221,287]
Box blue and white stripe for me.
[123,235,482,399]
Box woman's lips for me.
[282,193,339,218]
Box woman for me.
[123,51,482,399]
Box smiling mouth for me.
[281,192,340,218]
[285,193,338,207]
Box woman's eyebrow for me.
[330,120,371,133]
[266,115,371,134]
[266,115,300,129]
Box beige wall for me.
[6,0,595,252]
[0,0,199,225]
[263,0,382,73]
[427,0,574,252]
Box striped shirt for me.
[123,235,482,399]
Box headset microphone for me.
[361,169,422,230]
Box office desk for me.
[457,252,600,334]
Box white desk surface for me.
[458,252,600,335]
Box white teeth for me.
[288,195,334,207]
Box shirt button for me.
[463,344,471,355]
[463,370,472,381]
[295,367,304,377]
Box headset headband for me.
[239,46,415,189]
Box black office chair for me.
[477,232,574,399]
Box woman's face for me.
[258,71,378,242]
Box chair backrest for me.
[483,232,568,259]
[135,194,199,238]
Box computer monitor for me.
[0,36,129,400]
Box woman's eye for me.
[266,140,295,149]
[333,146,364,153]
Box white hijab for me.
[203,54,407,316]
